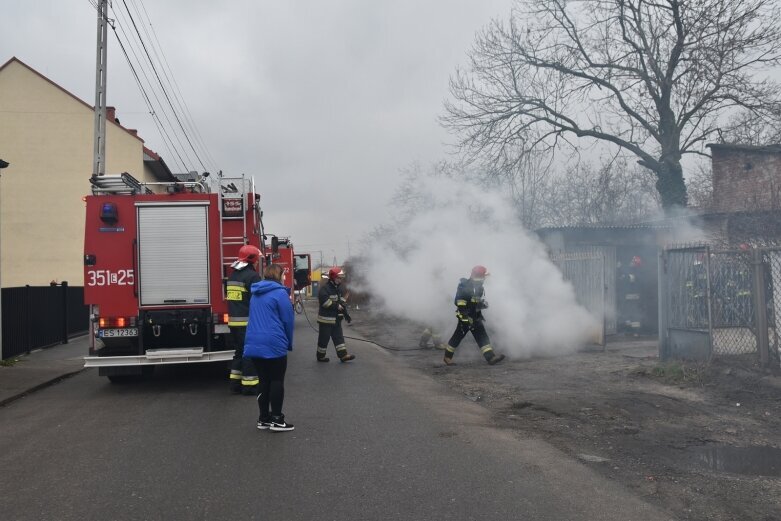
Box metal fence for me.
[660,245,780,367]
[1,284,89,360]
[552,251,607,345]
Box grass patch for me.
[0,358,22,367]
[647,361,706,385]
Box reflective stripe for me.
[322,300,334,308]
[229,373,242,380]
[445,345,456,353]
[228,321,248,327]
[335,345,347,352]
[317,315,337,324]
[226,282,247,289]
[480,345,493,354]
[242,378,259,386]
[456,300,467,306]
[471,297,482,303]
[317,347,327,354]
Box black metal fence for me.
[659,245,781,368]
[1,283,89,360]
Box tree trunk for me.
[654,159,688,209]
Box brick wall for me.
[710,145,781,212]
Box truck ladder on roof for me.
[89,173,152,195]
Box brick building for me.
[707,143,781,213]
[702,143,781,245]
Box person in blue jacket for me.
[244,263,295,432]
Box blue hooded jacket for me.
[243,280,294,359]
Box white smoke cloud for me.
[358,177,598,358]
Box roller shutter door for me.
[137,203,210,306]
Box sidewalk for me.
[0,335,88,406]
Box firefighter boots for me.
[339,353,356,362]
[487,353,505,365]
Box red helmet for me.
[471,265,489,280]
[328,267,345,280]
[237,245,261,263]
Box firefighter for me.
[316,267,356,362]
[443,265,505,366]
[419,327,447,350]
[226,244,262,395]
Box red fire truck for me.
[265,236,311,299]
[82,173,266,382]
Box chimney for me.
[106,106,116,123]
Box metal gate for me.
[552,251,607,345]
[659,245,780,367]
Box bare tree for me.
[539,157,659,226]
[444,0,781,209]
[685,162,714,211]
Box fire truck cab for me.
[83,173,265,382]
[265,236,312,298]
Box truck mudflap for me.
[84,348,235,367]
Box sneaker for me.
[270,417,295,432]
[339,354,355,362]
[487,354,505,365]
[257,419,272,430]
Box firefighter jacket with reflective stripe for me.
[454,277,487,321]
[317,280,346,324]
[227,265,261,326]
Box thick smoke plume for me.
[357,177,598,358]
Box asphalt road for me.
[0,315,673,521]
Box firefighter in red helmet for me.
[443,265,505,366]
[226,244,262,394]
[316,267,355,362]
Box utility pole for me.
[93,0,109,177]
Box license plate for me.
[98,328,139,338]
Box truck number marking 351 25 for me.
[87,269,135,287]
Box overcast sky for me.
[3,0,515,264]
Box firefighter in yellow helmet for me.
[443,265,505,366]
[226,245,262,394]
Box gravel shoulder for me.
[344,304,781,521]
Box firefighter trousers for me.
[444,319,498,362]
[317,318,350,360]
[229,327,260,394]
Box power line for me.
[106,5,191,173]
[131,0,220,173]
[119,0,208,173]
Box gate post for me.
[658,249,669,361]
[753,249,769,367]
[704,246,714,361]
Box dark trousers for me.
[229,327,259,392]
[317,319,349,358]
[445,319,497,362]
[251,356,288,420]
[448,319,490,347]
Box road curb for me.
[0,368,85,408]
